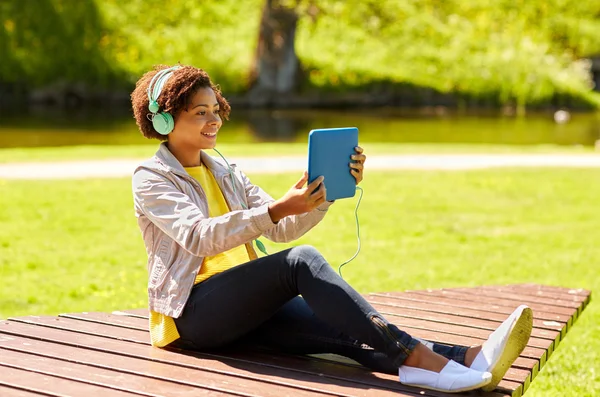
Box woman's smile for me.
[201,130,217,137]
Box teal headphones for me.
[147,65,181,135]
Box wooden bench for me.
[0,283,591,397]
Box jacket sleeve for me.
[239,169,333,243]
[132,168,276,257]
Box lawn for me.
[0,167,598,396]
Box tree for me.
[249,0,303,105]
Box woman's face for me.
[169,87,222,150]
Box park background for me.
[1,1,599,396]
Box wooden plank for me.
[0,349,232,397]
[111,310,147,319]
[471,285,589,303]
[440,287,586,322]
[8,316,149,344]
[62,312,150,330]
[0,321,454,397]
[474,285,592,318]
[370,292,572,327]
[442,287,582,309]
[0,336,372,397]
[495,380,523,397]
[404,290,576,317]
[0,383,53,397]
[0,364,138,397]
[515,283,591,297]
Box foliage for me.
[0,0,121,87]
[97,0,262,92]
[295,0,600,109]
[0,167,599,396]
[1,0,600,107]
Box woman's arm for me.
[239,145,366,243]
[133,168,276,256]
[239,170,333,243]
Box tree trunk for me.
[249,0,301,106]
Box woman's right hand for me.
[268,171,326,223]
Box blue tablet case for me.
[308,127,359,201]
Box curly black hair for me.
[131,64,231,141]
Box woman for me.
[131,64,533,393]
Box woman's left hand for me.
[350,146,366,185]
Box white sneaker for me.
[471,305,533,391]
[399,360,492,393]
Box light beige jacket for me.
[132,143,333,318]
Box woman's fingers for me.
[309,181,327,203]
[351,154,366,164]
[351,148,366,186]
[294,170,309,188]
[351,167,363,184]
[306,175,324,194]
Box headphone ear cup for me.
[152,112,175,135]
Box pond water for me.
[0,107,599,148]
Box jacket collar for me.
[155,142,233,179]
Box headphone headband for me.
[146,65,181,135]
[147,65,181,110]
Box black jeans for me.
[171,245,468,372]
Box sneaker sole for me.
[482,307,533,392]
[403,375,492,393]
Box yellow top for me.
[149,162,257,347]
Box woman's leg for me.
[238,296,471,374]
[172,245,418,368]
[237,296,399,374]
[415,338,470,366]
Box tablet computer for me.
[307,127,359,201]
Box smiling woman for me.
[127,63,531,394]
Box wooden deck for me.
[0,283,591,397]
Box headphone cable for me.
[338,186,363,278]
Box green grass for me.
[0,142,596,163]
[0,168,598,396]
